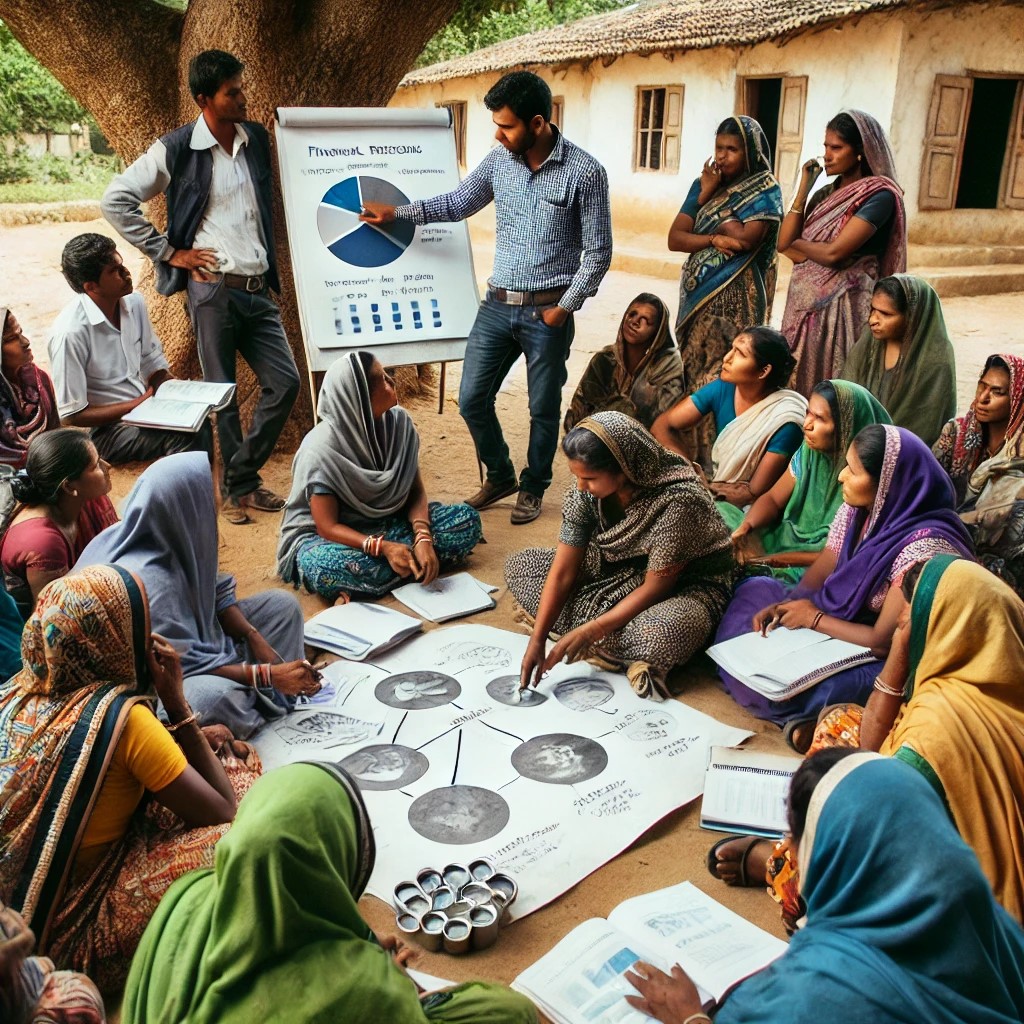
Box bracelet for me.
[873,675,904,698]
[709,234,717,247]
[683,1014,713,1024]
[412,518,431,528]
[165,710,199,733]
[259,663,273,688]
[810,610,824,630]
[362,534,384,557]
[414,536,434,548]
[789,204,805,215]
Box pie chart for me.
[317,176,416,268]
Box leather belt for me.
[222,272,267,293]
[488,284,565,306]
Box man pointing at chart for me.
[360,71,611,525]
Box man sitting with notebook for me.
[48,232,212,464]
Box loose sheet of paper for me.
[252,624,751,919]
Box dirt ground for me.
[5,218,1024,999]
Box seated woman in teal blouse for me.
[652,327,806,508]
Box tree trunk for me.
[0,0,460,440]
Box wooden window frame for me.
[551,95,564,131]
[436,100,468,167]
[633,85,683,173]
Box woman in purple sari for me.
[715,424,973,749]
[780,110,907,397]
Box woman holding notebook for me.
[714,424,972,750]
[277,352,482,604]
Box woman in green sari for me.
[123,761,537,1024]
[723,379,890,581]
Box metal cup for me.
[393,882,429,916]
[430,885,455,911]
[468,857,496,881]
[396,913,421,940]
[469,903,500,950]
[417,868,444,894]
[446,900,473,919]
[488,873,518,905]
[442,862,472,890]
[418,911,447,952]
[459,882,494,906]
[442,916,473,955]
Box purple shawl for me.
[811,426,973,620]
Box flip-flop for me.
[782,716,818,755]
[706,834,763,887]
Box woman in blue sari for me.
[670,118,782,377]
[624,751,1024,1024]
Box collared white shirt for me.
[188,116,268,276]
[48,292,170,419]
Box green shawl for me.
[718,381,891,572]
[122,763,536,1024]
[840,274,956,447]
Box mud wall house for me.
[391,0,1024,290]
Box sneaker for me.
[510,491,543,525]
[239,486,287,513]
[465,478,519,510]
[221,497,252,525]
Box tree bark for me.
[1,0,461,439]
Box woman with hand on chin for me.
[714,424,972,751]
[0,307,59,468]
[277,350,482,604]
[652,327,805,505]
[841,274,956,447]
[506,411,734,699]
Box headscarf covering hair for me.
[123,762,538,1024]
[841,274,957,447]
[277,352,420,582]
[838,108,900,182]
[933,353,1024,500]
[0,308,58,468]
[0,565,149,945]
[881,555,1024,919]
[75,452,238,677]
[808,426,973,619]
[717,756,1024,1024]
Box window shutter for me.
[919,75,973,211]
[1001,81,1024,209]
[775,76,807,207]
[664,86,683,172]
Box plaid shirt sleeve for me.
[395,148,496,224]
[559,161,612,312]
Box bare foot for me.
[708,836,773,887]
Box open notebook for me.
[700,746,801,838]
[303,603,422,661]
[122,380,235,433]
[513,882,786,1023]
[706,626,875,700]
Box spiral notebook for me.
[706,626,876,700]
[700,746,802,837]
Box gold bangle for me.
[165,710,199,733]
[873,675,904,698]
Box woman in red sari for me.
[0,308,59,468]
[779,110,907,397]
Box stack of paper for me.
[303,602,422,661]
[391,572,497,622]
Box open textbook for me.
[706,626,875,700]
[700,746,801,837]
[122,380,235,433]
[303,602,422,661]
[513,881,786,1023]
[391,572,497,622]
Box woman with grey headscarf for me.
[779,109,908,396]
[277,351,481,603]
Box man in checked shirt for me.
[361,71,612,525]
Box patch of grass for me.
[0,179,108,203]
[0,150,117,205]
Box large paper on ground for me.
[252,625,751,918]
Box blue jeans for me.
[458,294,574,497]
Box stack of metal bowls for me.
[392,858,519,954]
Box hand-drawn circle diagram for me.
[317,176,415,268]
[486,674,548,708]
[622,709,679,743]
[375,671,461,710]
[408,786,511,845]
[552,677,615,713]
[511,733,609,785]
[337,744,429,791]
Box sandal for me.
[706,834,765,888]
[782,716,818,755]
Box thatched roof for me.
[400,0,986,86]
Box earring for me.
[857,154,862,162]
[71,490,78,496]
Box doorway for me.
[956,77,1019,208]
[741,77,782,159]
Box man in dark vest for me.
[102,49,299,524]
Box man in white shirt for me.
[48,233,212,464]
[101,49,299,524]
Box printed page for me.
[608,882,787,1002]
[392,572,496,622]
[304,602,422,659]
[753,637,875,687]
[157,379,236,408]
[122,397,205,431]
[512,918,690,1024]
[700,746,800,836]
[705,627,824,681]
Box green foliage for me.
[0,150,117,202]
[0,22,87,135]
[418,0,627,67]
